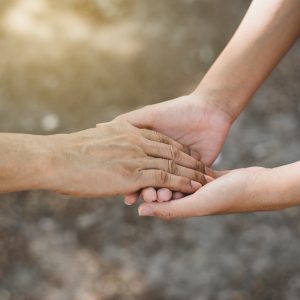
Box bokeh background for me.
[0,0,300,299]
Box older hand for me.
[43,121,206,198]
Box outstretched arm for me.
[0,122,205,196]
[195,0,300,121]
[0,133,50,193]
[118,0,300,204]
[138,162,300,219]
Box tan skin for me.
[117,0,300,218]
[0,121,205,197]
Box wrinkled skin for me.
[45,121,206,197]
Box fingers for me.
[140,129,190,155]
[141,187,173,203]
[139,157,206,204]
[124,193,139,206]
[142,189,184,203]
[141,187,157,203]
[143,141,205,172]
[126,171,206,206]
[143,158,206,185]
[152,175,214,203]
[138,193,201,220]
[205,175,214,183]
[156,188,173,202]
[138,169,201,194]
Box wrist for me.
[0,134,55,193]
[191,82,252,124]
[36,134,69,192]
[235,167,282,213]
[268,162,300,210]
[25,135,57,191]
[188,88,235,126]
[248,166,294,212]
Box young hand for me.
[137,166,285,219]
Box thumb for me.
[137,190,209,219]
[114,106,156,129]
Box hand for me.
[42,121,206,198]
[137,167,283,219]
[116,93,232,203]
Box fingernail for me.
[138,205,154,216]
[124,196,135,206]
[191,180,202,190]
[124,200,133,206]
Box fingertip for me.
[141,187,157,203]
[138,203,155,217]
[191,180,202,190]
[205,175,214,183]
[157,188,172,202]
[173,192,184,200]
[124,194,138,206]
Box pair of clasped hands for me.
[52,93,272,220]
[51,94,239,220]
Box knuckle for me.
[178,177,190,191]
[156,170,169,185]
[135,158,147,169]
[197,173,206,185]
[167,160,177,174]
[159,211,174,221]
[197,161,205,173]
[133,171,146,190]
[134,168,144,181]
[127,134,144,147]
[201,173,207,184]
[169,145,180,160]
[194,170,206,184]
[193,170,200,181]
[126,133,138,142]
[183,145,190,154]
[126,144,145,157]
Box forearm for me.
[270,161,300,210]
[231,162,300,213]
[0,133,51,193]
[194,0,300,122]
[0,124,205,197]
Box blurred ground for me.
[0,0,300,299]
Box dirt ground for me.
[0,0,300,299]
